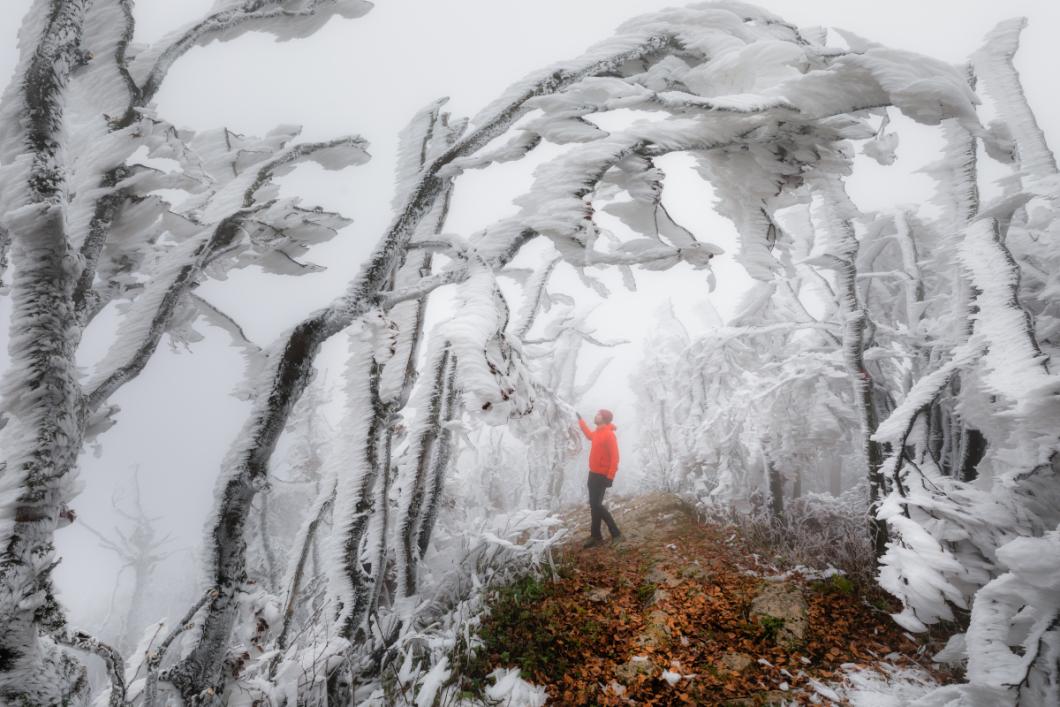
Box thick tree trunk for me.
[0,1,92,701]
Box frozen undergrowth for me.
[812,662,940,706]
[349,509,564,707]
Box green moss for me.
[463,571,582,688]
[812,573,856,596]
[635,581,658,605]
[757,615,785,641]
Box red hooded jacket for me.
[579,419,619,480]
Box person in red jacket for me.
[577,409,622,548]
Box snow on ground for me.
[812,662,940,705]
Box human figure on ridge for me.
[577,409,623,548]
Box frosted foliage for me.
[910,531,1060,706]
[443,270,535,424]
[392,98,449,210]
[0,0,374,701]
[600,4,1059,701]
[325,319,384,633]
[4,0,1060,703]
[484,668,548,706]
[972,19,1058,180]
[958,220,1054,416]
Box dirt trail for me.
[469,493,937,705]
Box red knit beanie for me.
[598,409,614,423]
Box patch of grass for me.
[462,569,601,690]
[757,615,786,642]
[635,581,658,606]
[813,574,855,596]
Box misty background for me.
[1,0,1057,639]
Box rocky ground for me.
[462,493,951,705]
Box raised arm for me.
[578,417,593,440]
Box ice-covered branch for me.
[84,136,366,414]
[132,0,374,111]
[957,217,1058,458]
[523,328,629,348]
[240,136,370,208]
[53,629,126,707]
[397,344,453,597]
[375,261,472,310]
[275,473,334,653]
[71,185,127,324]
[83,212,251,412]
[189,293,264,361]
[142,592,212,707]
[873,341,987,447]
[513,255,562,338]
[973,19,1057,179]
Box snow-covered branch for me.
[54,629,126,707]
[973,19,1057,179]
[133,0,374,111]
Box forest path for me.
[465,492,934,705]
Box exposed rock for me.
[586,587,612,603]
[718,652,754,674]
[720,690,789,706]
[614,655,654,683]
[750,582,808,650]
[646,565,681,588]
[649,588,669,606]
[634,609,672,649]
[680,563,710,581]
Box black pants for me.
[587,472,620,539]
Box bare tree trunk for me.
[958,427,987,483]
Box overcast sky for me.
[1,0,1057,628]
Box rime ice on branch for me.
[3,1,1058,705]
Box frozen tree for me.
[501,251,631,509]
[0,1,371,703]
[77,470,181,659]
[3,1,1057,704]
[625,10,1059,705]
